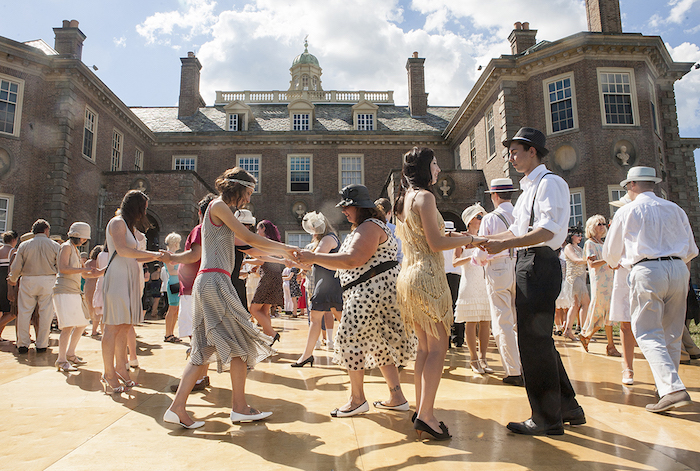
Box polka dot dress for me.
[335,218,416,370]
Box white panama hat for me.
[235,209,256,226]
[619,166,661,188]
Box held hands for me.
[481,239,508,254]
[159,250,172,264]
[467,235,488,248]
[294,249,315,267]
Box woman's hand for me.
[295,249,316,266]
[467,236,488,249]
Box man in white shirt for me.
[603,166,697,413]
[482,127,583,436]
[474,178,522,385]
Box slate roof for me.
[130,104,458,134]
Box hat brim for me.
[485,188,518,193]
[503,136,549,157]
[335,199,376,209]
[619,176,662,187]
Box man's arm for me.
[482,227,554,254]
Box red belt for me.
[197,268,231,277]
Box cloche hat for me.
[461,203,486,227]
[67,222,91,240]
[619,166,661,188]
[503,127,549,157]
[302,211,327,235]
[336,184,376,209]
[485,177,517,193]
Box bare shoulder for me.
[413,189,435,205]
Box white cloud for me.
[684,23,700,33]
[668,0,699,24]
[136,0,218,44]
[668,41,700,136]
[113,37,127,48]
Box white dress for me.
[454,249,491,323]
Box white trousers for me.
[17,275,56,348]
[629,259,688,397]
[485,257,521,377]
[178,294,193,338]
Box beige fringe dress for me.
[396,209,453,338]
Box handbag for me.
[168,283,180,295]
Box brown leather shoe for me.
[645,390,692,413]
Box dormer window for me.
[228,113,239,131]
[352,99,378,131]
[223,100,252,131]
[293,113,310,130]
[288,98,314,131]
[356,114,374,131]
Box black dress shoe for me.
[562,406,586,425]
[17,346,28,354]
[36,347,48,353]
[507,419,564,436]
[503,375,524,386]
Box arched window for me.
[302,75,309,90]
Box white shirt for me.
[602,191,698,269]
[475,201,514,263]
[509,164,570,250]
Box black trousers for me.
[446,273,464,346]
[515,247,577,427]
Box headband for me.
[225,178,256,189]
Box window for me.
[288,155,312,192]
[173,156,196,171]
[598,68,638,126]
[111,130,123,171]
[293,113,310,131]
[134,148,144,171]
[228,113,239,131]
[237,155,260,193]
[544,73,578,134]
[0,194,13,231]
[608,185,625,216]
[0,75,23,137]
[82,106,98,161]
[339,154,363,189]
[468,128,477,169]
[287,232,312,249]
[569,187,585,228]
[356,114,374,131]
[302,75,309,90]
[486,109,496,158]
[648,78,659,136]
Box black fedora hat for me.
[503,127,549,157]
[336,184,376,209]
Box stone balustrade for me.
[214,89,394,105]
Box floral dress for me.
[581,239,614,336]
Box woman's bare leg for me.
[58,327,72,363]
[415,322,449,432]
[297,310,324,362]
[378,364,407,406]
[66,326,86,358]
[249,303,275,336]
[620,321,635,372]
[465,322,478,361]
[165,305,179,338]
[478,320,490,361]
[169,362,209,426]
[337,369,366,412]
[126,326,138,365]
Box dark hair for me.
[352,207,386,230]
[89,245,103,260]
[518,142,545,160]
[198,193,216,216]
[374,198,392,214]
[257,220,281,242]
[565,226,583,245]
[32,219,50,234]
[215,167,256,206]
[69,236,83,246]
[2,230,18,244]
[120,190,151,233]
[394,147,435,216]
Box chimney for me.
[178,52,206,118]
[53,20,86,60]
[508,22,537,55]
[406,52,428,117]
[585,0,622,33]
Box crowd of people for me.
[1,126,698,440]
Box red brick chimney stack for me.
[178,52,206,118]
[585,0,623,33]
[508,22,538,55]
[53,20,86,60]
[406,52,428,117]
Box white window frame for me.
[134,148,144,171]
[228,113,239,131]
[0,193,14,232]
[338,154,364,190]
[292,113,310,131]
[172,155,197,171]
[0,74,24,138]
[597,67,639,127]
[543,72,578,135]
[288,154,312,193]
[82,105,98,162]
[237,154,261,193]
[485,108,496,159]
[608,185,625,217]
[468,127,476,169]
[356,113,374,131]
[648,77,660,137]
[111,129,123,171]
[569,187,586,228]
[286,231,313,249]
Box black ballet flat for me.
[270,333,280,346]
[290,355,314,368]
[414,418,451,440]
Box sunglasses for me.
[596,222,606,226]
[475,214,483,221]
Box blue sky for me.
[4,0,700,164]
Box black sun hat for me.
[336,184,376,209]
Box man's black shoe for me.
[507,419,564,436]
[562,406,586,425]
[503,375,524,386]
[36,347,48,353]
[17,346,28,354]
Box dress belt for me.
[197,268,231,277]
[633,256,681,266]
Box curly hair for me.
[214,167,256,207]
[257,220,281,242]
[394,147,435,216]
[119,190,151,233]
[585,215,607,239]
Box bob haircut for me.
[585,214,607,239]
[215,167,256,207]
[164,232,182,249]
[565,226,584,245]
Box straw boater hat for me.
[461,203,487,227]
[20,232,34,242]
[485,177,517,193]
[235,209,256,226]
[503,127,549,157]
[619,166,662,188]
[67,222,91,240]
[302,211,327,235]
[609,193,632,208]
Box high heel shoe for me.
[470,360,485,374]
[479,359,494,374]
[101,375,127,394]
[66,355,87,365]
[414,418,451,440]
[116,372,139,388]
[606,345,622,357]
[55,360,77,372]
[291,355,314,367]
[270,333,281,347]
[564,330,578,341]
[579,335,590,352]
[163,408,205,429]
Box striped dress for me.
[189,206,273,372]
